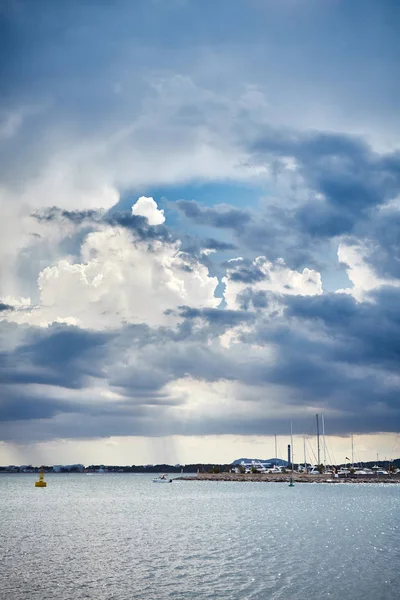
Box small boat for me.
[152,474,172,483]
[268,466,282,474]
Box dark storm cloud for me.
[354,208,400,280]
[0,319,249,434]
[24,327,110,367]
[0,391,77,422]
[235,289,274,311]
[0,325,112,391]
[106,212,174,244]
[247,133,400,268]
[284,287,400,370]
[0,303,14,312]
[2,288,400,442]
[32,207,103,225]
[203,238,237,252]
[176,306,253,327]
[237,319,400,433]
[176,200,251,230]
[174,201,320,273]
[173,132,400,271]
[0,322,183,441]
[176,198,329,272]
[251,131,400,235]
[223,259,267,283]
[32,207,174,244]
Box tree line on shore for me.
[1,459,399,474]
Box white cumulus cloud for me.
[336,243,400,301]
[3,224,221,329]
[223,256,323,311]
[131,196,165,225]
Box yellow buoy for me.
[35,469,47,487]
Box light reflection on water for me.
[1,474,399,599]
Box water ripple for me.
[0,476,399,599]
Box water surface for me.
[1,474,399,599]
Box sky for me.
[1,0,400,466]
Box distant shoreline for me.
[175,473,400,484]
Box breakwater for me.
[175,472,400,484]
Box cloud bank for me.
[1,0,400,461]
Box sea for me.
[1,474,399,600]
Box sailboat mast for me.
[351,434,354,467]
[322,414,326,467]
[303,435,306,470]
[290,421,294,471]
[274,433,278,462]
[316,414,320,466]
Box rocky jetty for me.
[174,472,400,484]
